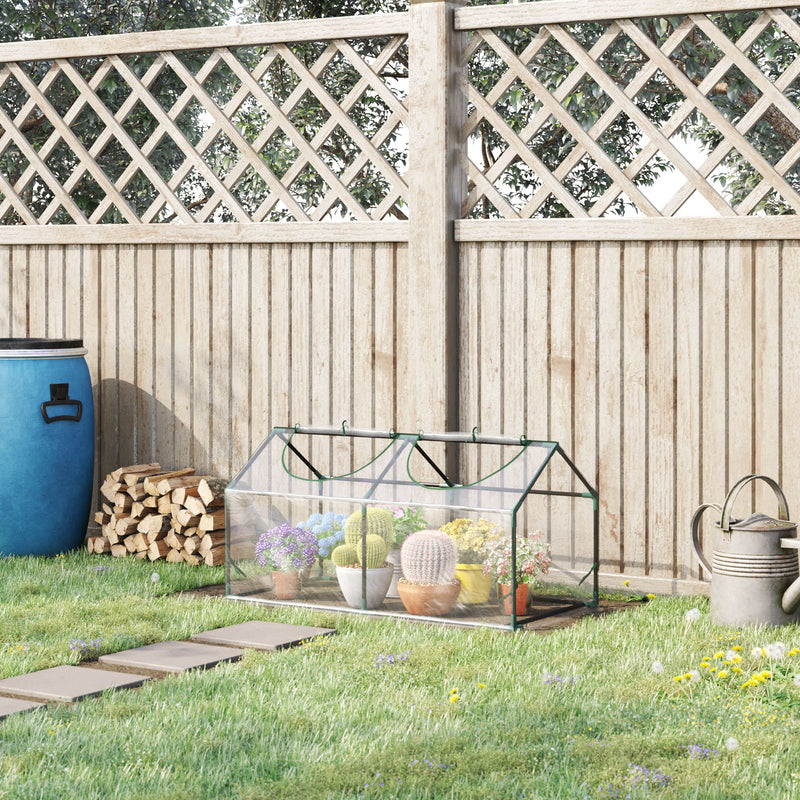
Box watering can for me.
[691,474,800,625]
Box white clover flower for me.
[150,572,160,583]
[684,608,701,623]
[725,736,739,751]
[651,660,664,674]
[765,642,786,661]
[793,674,800,688]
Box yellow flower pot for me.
[454,564,492,604]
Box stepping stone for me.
[191,620,335,651]
[0,666,149,703]
[0,696,44,720]
[99,641,244,674]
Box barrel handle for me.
[691,502,720,575]
[719,474,789,532]
[40,383,82,424]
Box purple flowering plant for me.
[255,523,319,571]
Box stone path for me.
[0,621,335,720]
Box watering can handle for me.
[719,474,790,532]
[690,503,720,574]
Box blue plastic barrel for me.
[0,339,95,556]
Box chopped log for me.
[92,536,111,555]
[183,495,206,517]
[102,502,114,515]
[174,508,200,528]
[148,540,170,560]
[110,462,161,482]
[121,464,163,487]
[100,480,122,502]
[86,536,95,553]
[103,525,120,546]
[198,477,227,508]
[134,551,147,560]
[126,483,148,502]
[166,548,183,563]
[146,528,168,544]
[124,535,139,553]
[198,509,225,532]
[110,544,127,557]
[183,535,201,555]
[143,468,195,496]
[115,517,139,536]
[203,544,225,566]
[181,550,202,566]
[199,531,225,556]
[94,512,111,525]
[113,492,133,509]
[165,531,187,551]
[131,501,149,518]
[171,483,203,505]
[142,496,159,509]
[137,514,170,535]
[130,533,149,553]
[157,495,173,516]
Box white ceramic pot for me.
[336,564,393,609]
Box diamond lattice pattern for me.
[463,8,800,218]
[0,35,408,224]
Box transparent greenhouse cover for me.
[228,428,569,515]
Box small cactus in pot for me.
[398,530,460,616]
[331,507,394,609]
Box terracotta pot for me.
[397,580,461,616]
[498,583,529,615]
[272,570,300,600]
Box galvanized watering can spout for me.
[691,474,800,625]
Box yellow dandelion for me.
[714,651,724,659]
[710,667,717,672]
[718,671,729,679]
[733,655,742,663]
[790,648,800,657]
[623,580,630,586]
[646,593,656,599]
[733,666,743,674]
[478,683,486,689]
[673,675,683,682]
[449,694,459,703]
[700,663,710,669]
[761,671,772,679]
[449,687,458,694]
[732,646,743,652]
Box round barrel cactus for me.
[344,507,394,551]
[400,530,457,585]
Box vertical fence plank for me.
[291,244,312,436]
[271,244,291,429]
[622,241,647,574]
[374,243,397,432]
[647,241,675,578]
[753,241,781,509]
[135,246,156,464]
[675,241,702,581]
[310,243,333,473]
[154,244,175,470]
[172,244,193,469]
[99,245,119,478]
[503,242,526,438]
[782,242,800,503]
[192,244,212,469]
[727,241,754,515]
[573,241,597,572]
[250,243,271,457]
[479,241,503,483]
[459,242,479,484]
[230,243,251,476]
[0,247,9,335]
[46,246,64,338]
[597,241,622,573]
[11,247,28,336]
[351,243,372,468]
[28,246,46,336]
[210,244,231,477]
[82,246,101,486]
[117,244,136,468]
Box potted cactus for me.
[330,507,394,609]
[397,530,461,616]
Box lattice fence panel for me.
[0,35,408,224]
[463,8,800,218]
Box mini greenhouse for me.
[225,426,599,630]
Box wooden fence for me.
[3,0,800,591]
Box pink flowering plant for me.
[480,532,551,585]
[384,506,428,547]
[255,523,319,571]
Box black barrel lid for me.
[0,338,83,350]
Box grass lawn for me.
[1,552,800,799]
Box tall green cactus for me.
[344,507,394,550]
[332,507,392,568]
[400,530,457,584]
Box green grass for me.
[2,552,800,798]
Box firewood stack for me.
[88,463,227,566]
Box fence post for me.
[400,0,465,444]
